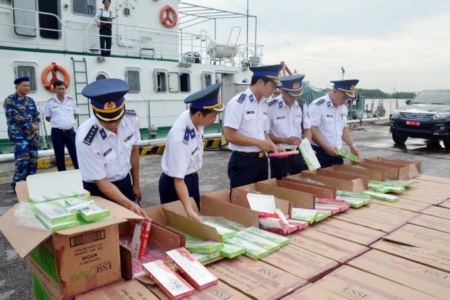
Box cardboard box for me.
[316,265,436,299]
[311,218,386,246]
[147,280,253,300]
[207,255,307,300]
[421,205,450,220]
[371,240,450,273]
[363,157,421,179]
[231,187,292,215]
[332,204,417,233]
[261,244,339,282]
[372,197,432,212]
[408,213,450,234]
[289,229,369,264]
[282,177,338,198]
[348,249,450,299]
[401,187,450,205]
[1,177,141,299]
[352,160,412,180]
[286,172,366,192]
[418,174,450,185]
[383,224,450,251]
[439,200,450,209]
[233,182,315,209]
[258,178,335,199]
[282,283,349,300]
[332,164,388,181]
[370,157,421,173]
[75,279,159,300]
[411,178,448,191]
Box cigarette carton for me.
[79,202,110,222]
[131,218,152,259]
[34,200,77,225]
[34,213,78,233]
[224,236,271,260]
[236,230,280,253]
[186,240,224,254]
[201,220,237,241]
[166,248,218,290]
[290,208,318,224]
[299,138,321,171]
[143,260,195,299]
[219,243,246,259]
[192,251,221,264]
[258,217,299,235]
[242,226,290,246]
[336,148,358,162]
[314,210,332,222]
[363,190,399,202]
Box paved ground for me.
[0,125,449,299]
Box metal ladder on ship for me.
[71,57,90,126]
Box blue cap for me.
[280,74,305,97]
[14,76,30,85]
[82,78,129,123]
[184,82,224,112]
[250,64,283,84]
[331,79,359,98]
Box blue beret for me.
[250,64,283,84]
[184,82,224,112]
[331,79,359,97]
[14,76,30,85]
[280,74,305,97]
[82,78,129,123]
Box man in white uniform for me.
[308,79,360,168]
[76,78,146,217]
[224,64,284,189]
[44,80,79,171]
[94,0,116,58]
[159,83,223,221]
[268,74,312,179]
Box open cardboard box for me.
[327,164,388,181]
[367,157,421,173]
[0,171,143,299]
[353,157,420,180]
[232,182,314,210]
[259,178,335,199]
[75,279,159,300]
[286,172,366,192]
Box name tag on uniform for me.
[103,148,112,157]
[276,116,285,120]
[124,133,134,142]
[246,111,254,114]
[191,147,199,155]
[326,115,334,118]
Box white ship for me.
[0,0,264,152]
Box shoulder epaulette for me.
[316,99,325,106]
[125,109,136,116]
[46,98,54,102]
[183,126,190,144]
[83,125,98,145]
[267,98,278,107]
[237,93,246,103]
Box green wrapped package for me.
[186,240,224,254]
[243,227,290,246]
[220,243,246,259]
[291,208,318,224]
[369,180,407,194]
[336,148,359,162]
[386,179,415,187]
[34,200,77,225]
[35,213,78,233]
[224,237,270,260]
[202,220,237,241]
[79,202,110,222]
[314,210,332,222]
[362,190,399,202]
[236,231,280,253]
[337,190,372,200]
[192,251,221,264]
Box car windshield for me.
[412,91,450,105]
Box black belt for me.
[53,127,74,132]
[234,151,265,158]
[185,172,198,178]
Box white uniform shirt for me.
[161,110,204,178]
[43,97,79,130]
[76,114,141,182]
[268,95,311,149]
[224,87,270,152]
[308,93,348,149]
[94,8,116,20]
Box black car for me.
[390,89,450,149]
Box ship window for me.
[16,66,37,92]
[73,0,96,16]
[39,0,61,39]
[168,72,179,93]
[180,73,190,92]
[0,0,12,5]
[96,74,107,81]
[126,70,140,93]
[154,70,167,93]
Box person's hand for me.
[350,144,360,156]
[32,124,39,132]
[127,202,147,217]
[133,185,142,203]
[286,136,302,146]
[256,140,273,152]
[324,145,337,156]
[25,129,32,135]
[185,208,201,221]
[96,21,101,28]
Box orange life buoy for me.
[159,5,178,28]
[41,62,70,92]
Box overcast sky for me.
[182,0,450,93]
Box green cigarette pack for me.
[314,210,332,222]
[242,227,290,246]
[362,190,399,202]
[224,237,270,260]
[186,240,224,254]
[385,179,415,187]
[291,208,318,224]
[336,148,359,162]
[79,202,110,222]
[35,213,78,233]
[192,251,221,264]
[219,244,246,259]
[34,200,77,225]
[202,220,237,241]
[236,231,280,253]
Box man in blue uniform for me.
[159,82,223,221]
[309,79,360,168]
[268,74,312,179]
[76,78,146,217]
[3,76,40,192]
[44,80,79,171]
[224,64,284,189]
